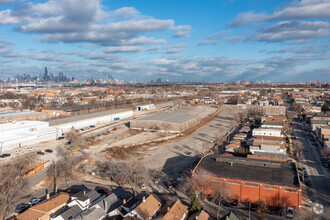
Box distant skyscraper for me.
[44,67,48,81]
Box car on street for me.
[89,125,95,128]
[29,198,41,205]
[305,179,312,186]
[0,153,10,158]
[15,150,24,154]
[302,167,306,171]
[140,184,147,190]
[15,204,29,213]
[96,187,111,195]
[286,207,294,218]
[321,157,328,162]
[71,147,79,152]
[323,162,329,168]
[84,127,90,130]
[27,147,35,151]
[79,128,84,132]
[37,151,44,155]
[45,149,53,153]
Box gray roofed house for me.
[74,207,106,220]
[94,193,122,213]
[52,205,83,220]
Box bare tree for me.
[0,154,36,219]
[256,200,268,220]
[48,147,73,193]
[66,128,82,145]
[191,168,215,201]
[293,141,304,161]
[247,107,263,124]
[211,181,231,219]
[113,161,149,196]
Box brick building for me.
[194,155,301,209]
[263,106,286,116]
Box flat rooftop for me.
[198,155,299,188]
[0,111,43,119]
[0,120,48,132]
[49,109,131,126]
[136,106,205,124]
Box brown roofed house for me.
[188,210,211,220]
[126,195,161,220]
[16,192,70,220]
[163,199,188,220]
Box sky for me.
[0,0,329,82]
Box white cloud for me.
[171,25,192,38]
[251,21,330,43]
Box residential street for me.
[292,117,330,219]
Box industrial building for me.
[0,109,133,152]
[252,128,282,137]
[130,106,206,133]
[49,109,133,132]
[0,110,48,123]
[195,155,301,208]
[136,104,154,111]
[0,121,56,152]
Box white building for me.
[136,104,155,111]
[49,109,133,132]
[252,128,282,137]
[250,144,286,154]
[0,121,56,152]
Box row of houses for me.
[15,188,212,220]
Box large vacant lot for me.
[138,105,245,177]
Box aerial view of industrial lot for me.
[0,0,329,220]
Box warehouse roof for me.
[49,109,131,126]
[0,120,48,132]
[0,110,43,119]
[136,106,204,124]
[197,155,299,188]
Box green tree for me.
[321,102,329,113]
[189,191,202,212]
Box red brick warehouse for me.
[193,155,302,209]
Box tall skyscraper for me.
[44,67,48,81]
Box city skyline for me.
[0,0,329,82]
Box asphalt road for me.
[292,117,330,219]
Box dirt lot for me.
[89,105,245,180]
[138,105,246,178]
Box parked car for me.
[305,179,312,186]
[84,127,90,130]
[45,149,53,153]
[15,150,24,154]
[89,125,95,128]
[140,184,146,190]
[286,207,294,218]
[96,187,111,195]
[323,162,329,168]
[79,128,84,132]
[29,198,41,205]
[302,167,306,171]
[0,153,11,158]
[15,204,29,213]
[321,158,328,162]
[71,147,79,152]
[37,151,44,155]
[57,136,65,140]
[27,147,35,151]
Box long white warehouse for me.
[49,109,133,132]
[0,121,56,152]
[0,109,133,153]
